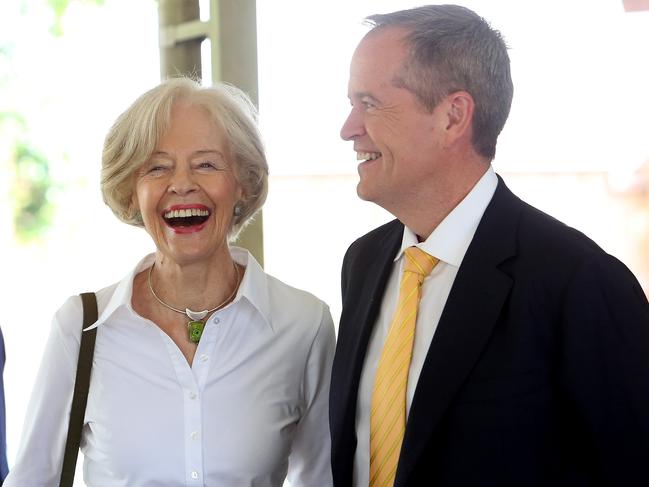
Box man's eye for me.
[359,96,378,110]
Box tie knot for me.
[404,246,439,279]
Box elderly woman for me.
[5,78,335,486]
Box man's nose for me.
[340,107,365,141]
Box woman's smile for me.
[162,203,211,234]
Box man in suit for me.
[330,5,649,486]
[0,327,7,484]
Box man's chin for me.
[356,181,380,204]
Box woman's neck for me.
[148,249,241,312]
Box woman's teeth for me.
[164,208,209,219]
[163,208,210,227]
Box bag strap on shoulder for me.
[59,292,97,487]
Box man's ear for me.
[444,90,475,141]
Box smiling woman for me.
[3,77,335,487]
[101,79,267,239]
[132,102,242,270]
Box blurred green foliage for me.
[48,0,106,36]
[12,141,56,242]
[2,0,105,241]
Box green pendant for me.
[188,321,205,343]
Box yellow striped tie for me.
[369,246,439,487]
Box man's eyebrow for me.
[351,91,382,104]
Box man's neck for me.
[392,161,491,240]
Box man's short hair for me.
[366,5,513,160]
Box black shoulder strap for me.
[59,292,97,487]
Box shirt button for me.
[190,431,199,440]
[199,354,209,363]
[214,317,220,324]
[188,391,197,400]
[191,471,199,480]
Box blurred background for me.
[1,0,648,479]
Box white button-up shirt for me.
[353,168,498,486]
[5,247,335,487]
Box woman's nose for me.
[168,166,198,195]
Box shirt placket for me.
[186,313,220,485]
[183,381,203,485]
[161,325,212,485]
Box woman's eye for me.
[145,164,167,174]
[198,161,218,169]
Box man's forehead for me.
[355,26,410,56]
[350,28,409,76]
[347,50,405,94]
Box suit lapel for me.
[396,178,521,486]
[331,221,403,482]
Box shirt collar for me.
[86,248,273,331]
[396,166,498,267]
[229,246,273,331]
[84,254,155,330]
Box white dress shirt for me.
[5,247,335,487]
[352,168,498,486]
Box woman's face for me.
[133,102,242,266]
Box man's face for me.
[340,27,448,212]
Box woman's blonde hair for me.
[101,77,268,240]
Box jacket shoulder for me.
[344,219,402,262]
[516,200,609,263]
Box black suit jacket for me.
[0,327,7,484]
[330,177,649,486]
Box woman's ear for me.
[129,191,141,221]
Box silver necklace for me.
[147,263,241,343]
